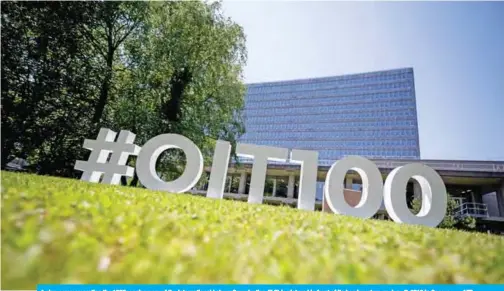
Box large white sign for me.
[75,128,447,227]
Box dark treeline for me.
[1,1,247,184]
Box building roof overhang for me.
[217,158,504,187]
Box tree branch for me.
[81,25,107,60]
[114,22,129,36]
[113,22,140,50]
[100,21,109,37]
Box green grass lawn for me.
[2,171,504,288]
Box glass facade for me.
[240,68,420,162]
[237,68,421,199]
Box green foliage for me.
[1,1,247,180]
[2,171,504,288]
[459,215,477,229]
[1,1,103,176]
[110,1,247,172]
[82,1,149,126]
[411,194,477,230]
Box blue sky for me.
[221,1,504,161]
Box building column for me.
[470,191,477,203]
[201,172,210,191]
[272,178,277,197]
[497,180,504,217]
[238,172,247,194]
[287,174,295,198]
[345,176,353,189]
[227,176,232,193]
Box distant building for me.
[241,67,420,161]
[240,68,421,199]
[198,68,504,229]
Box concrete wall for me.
[482,192,500,217]
[497,181,504,217]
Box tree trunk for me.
[163,68,192,122]
[92,20,115,125]
[130,172,139,187]
[92,51,113,125]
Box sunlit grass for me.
[2,171,504,288]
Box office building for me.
[198,68,504,229]
[240,67,421,163]
[239,68,421,199]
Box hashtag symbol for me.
[74,128,141,185]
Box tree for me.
[80,1,148,127]
[1,1,103,176]
[1,0,247,181]
[109,1,247,185]
[411,193,477,230]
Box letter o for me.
[383,163,447,227]
[324,156,384,219]
[136,134,203,193]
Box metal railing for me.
[454,202,489,218]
